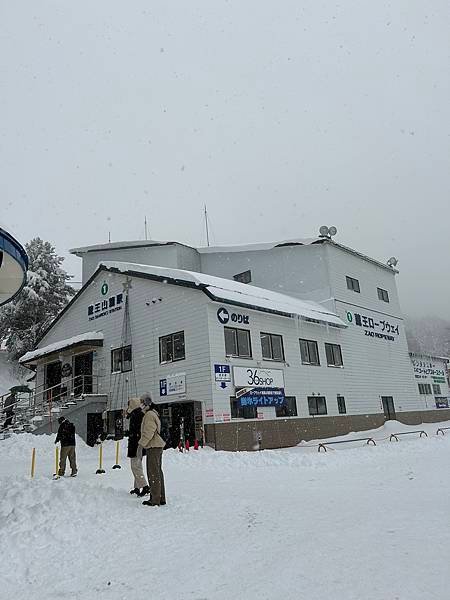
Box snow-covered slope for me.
[2,420,450,600]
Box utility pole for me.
[144,216,148,240]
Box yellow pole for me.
[55,446,59,476]
[96,443,105,473]
[112,440,122,469]
[30,448,36,478]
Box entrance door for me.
[86,413,104,447]
[159,402,196,448]
[382,396,396,420]
[45,361,61,402]
[73,352,93,397]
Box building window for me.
[377,287,390,303]
[433,384,442,395]
[346,276,360,293]
[418,383,432,395]
[225,327,252,358]
[230,397,257,419]
[233,270,252,284]
[299,339,320,366]
[159,331,185,363]
[276,396,298,418]
[325,343,343,367]
[308,396,327,416]
[337,395,346,414]
[260,332,284,361]
[111,345,132,373]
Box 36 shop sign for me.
[233,367,284,389]
[346,310,399,342]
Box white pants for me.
[130,446,148,489]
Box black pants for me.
[146,448,166,505]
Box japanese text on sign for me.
[239,387,286,407]
[346,311,399,342]
[88,293,123,321]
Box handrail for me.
[1,374,103,431]
[318,437,376,452]
[389,431,428,442]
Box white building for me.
[19,233,450,450]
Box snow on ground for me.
[2,420,450,600]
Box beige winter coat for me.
[139,409,165,449]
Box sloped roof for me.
[101,261,346,328]
[20,332,104,365]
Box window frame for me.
[159,331,186,364]
[337,395,346,414]
[260,332,285,362]
[230,396,257,419]
[299,338,320,366]
[433,383,442,395]
[224,327,252,358]
[377,287,390,303]
[308,396,328,416]
[418,383,432,395]
[111,345,133,373]
[275,396,298,418]
[325,343,344,368]
[346,276,361,293]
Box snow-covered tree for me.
[0,238,75,360]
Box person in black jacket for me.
[126,398,149,496]
[55,416,78,477]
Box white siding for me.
[36,270,213,412]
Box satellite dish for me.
[319,225,329,237]
[328,226,338,237]
[387,257,398,268]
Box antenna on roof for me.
[144,216,148,241]
[204,205,210,247]
[108,231,111,243]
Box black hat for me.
[58,416,65,424]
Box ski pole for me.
[96,443,105,474]
[30,448,36,478]
[112,440,121,469]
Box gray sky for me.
[1,1,449,319]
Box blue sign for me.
[239,388,286,407]
[214,364,231,381]
[160,379,167,396]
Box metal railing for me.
[1,374,102,431]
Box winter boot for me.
[129,488,140,495]
[138,485,150,497]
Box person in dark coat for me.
[126,398,149,496]
[55,416,77,476]
[3,391,16,429]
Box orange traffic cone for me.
[185,439,190,451]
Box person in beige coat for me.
[125,397,149,497]
[139,393,166,506]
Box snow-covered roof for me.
[70,240,184,255]
[19,332,104,364]
[101,261,346,328]
[197,237,323,253]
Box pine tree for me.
[0,238,75,360]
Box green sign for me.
[101,282,109,296]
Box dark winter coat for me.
[56,420,76,447]
[127,407,146,458]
